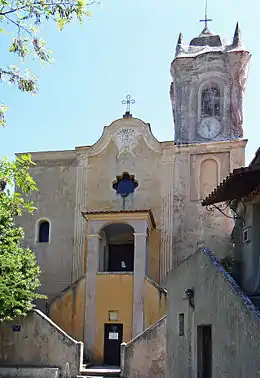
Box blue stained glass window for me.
[113,173,138,198]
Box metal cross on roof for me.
[200,0,212,29]
[122,94,135,117]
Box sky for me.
[0,0,259,164]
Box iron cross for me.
[122,94,135,114]
[200,0,212,29]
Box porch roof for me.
[81,209,156,228]
[202,164,260,206]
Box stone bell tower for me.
[170,23,251,144]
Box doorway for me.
[100,223,135,272]
[197,325,212,378]
[103,323,123,366]
[108,244,134,271]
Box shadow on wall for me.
[0,309,83,377]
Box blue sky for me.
[0,0,258,164]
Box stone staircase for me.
[76,365,121,378]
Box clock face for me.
[198,117,221,140]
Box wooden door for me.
[197,325,212,378]
[103,323,123,366]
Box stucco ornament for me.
[113,128,140,156]
[77,153,88,167]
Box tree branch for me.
[0,0,96,16]
[3,14,34,38]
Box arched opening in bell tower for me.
[99,223,134,272]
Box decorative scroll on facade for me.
[113,128,141,157]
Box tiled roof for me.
[202,164,260,206]
[82,209,156,228]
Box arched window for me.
[38,220,50,243]
[99,223,134,272]
[201,86,220,117]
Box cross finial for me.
[122,94,135,118]
[200,0,212,29]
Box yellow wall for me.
[144,277,167,329]
[94,274,133,363]
[148,229,161,283]
[49,276,85,342]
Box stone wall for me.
[16,150,77,309]
[0,309,83,377]
[167,248,260,378]
[121,316,166,378]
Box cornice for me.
[172,139,247,154]
[16,149,76,161]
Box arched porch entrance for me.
[99,223,134,272]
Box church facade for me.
[17,22,250,364]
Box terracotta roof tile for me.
[82,209,156,228]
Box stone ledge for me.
[0,367,59,377]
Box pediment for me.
[88,117,161,157]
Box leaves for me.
[0,0,93,126]
[0,155,45,322]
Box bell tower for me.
[170,23,251,144]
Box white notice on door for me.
[109,332,119,340]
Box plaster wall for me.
[144,278,167,329]
[16,152,77,308]
[233,194,260,295]
[169,139,246,268]
[0,310,83,377]
[48,271,167,364]
[167,248,260,378]
[94,273,134,363]
[87,138,161,222]
[49,275,85,342]
[121,316,166,378]
[147,229,160,283]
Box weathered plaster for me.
[171,30,251,144]
[121,316,166,378]
[167,248,260,378]
[0,310,83,377]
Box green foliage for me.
[0,154,45,321]
[0,0,94,126]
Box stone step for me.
[0,366,59,377]
[77,365,121,377]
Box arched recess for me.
[99,223,135,272]
[198,78,224,121]
[35,218,51,243]
[200,158,219,200]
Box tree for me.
[0,0,95,126]
[0,154,45,321]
